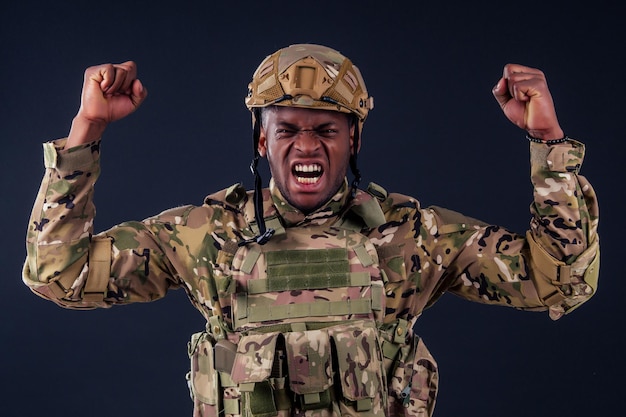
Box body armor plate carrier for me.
[187,184,439,417]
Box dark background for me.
[1,1,622,416]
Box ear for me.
[257,126,267,157]
[349,122,360,154]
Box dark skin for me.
[66,61,147,148]
[257,106,355,214]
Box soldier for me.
[23,44,600,417]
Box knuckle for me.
[118,60,136,72]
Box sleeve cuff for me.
[43,138,101,171]
[530,138,585,173]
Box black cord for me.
[349,119,361,198]
[239,109,275,246]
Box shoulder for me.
[204,183,251,211]
[142,184,251,229]
[367,183,488,234]
[365,183,421,218]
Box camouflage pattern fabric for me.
[23,137,600,417]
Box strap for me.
[246,299,372,323]
[83,236,112,302]
[247,272,370,294]
[47,261,84,299]
[208,315,228,339]
[366,182,388,201]
[348,195,386,229]
[247,381,277,417]
[267,247,347,267]
[43,141,97,170]
[371,284,383,311]
[354,244,374,267]
[241,246,262,274]
[526,231,572,305]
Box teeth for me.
[293,163,322,184]
[294,164,322,173]
[296,176,320,184]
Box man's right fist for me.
[79,61,147,124]
[66,61,147,148]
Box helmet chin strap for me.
[348,120,362,198]
[240,110,361,246]
[239,109,275,246]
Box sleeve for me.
[441,138,600,320]
[22,138,182,309]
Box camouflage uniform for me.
[23,136,599,417]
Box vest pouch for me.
[187,331,220,417]
[284,330,333,411]
[387,336,438,417]
[329,322,386,417]
[214,248,237,304]
[231,332,282,417]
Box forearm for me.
[526,138,600,318]
[528,139,599,260]
[441,139,599,318]
[24,138,184,309]
[66,116,107,149]
[23,138,101,305]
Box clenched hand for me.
[492,63,564,141]
[66,61,148,148]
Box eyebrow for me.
[275,121,339,130]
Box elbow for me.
[21,256,104,310]
[526,231,600,320]
[549,241,600,320]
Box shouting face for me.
[258,106,355,214]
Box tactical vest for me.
[187,184,439,417]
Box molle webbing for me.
[247,271,371,294]
[237,295,374,323]
[234,247,382,328]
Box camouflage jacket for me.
[23,137,600,416]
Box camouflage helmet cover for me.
[245,44,374,126]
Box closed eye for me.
[274,123,341,139]
[275,128,298,138]
[316,128,339,138]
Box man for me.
[23,44,600,417]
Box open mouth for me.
[293,163,323,184]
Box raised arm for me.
[22,61,183,309]
[439,64,600,319]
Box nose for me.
[294,129,320,153]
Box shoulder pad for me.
[224,183,248,206]
[377,191,420,214]
[346,190,386,229]
[204,183,248,209]
[366,182,418,213]
[366,182,388,201]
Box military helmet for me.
[245,44,374,129]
